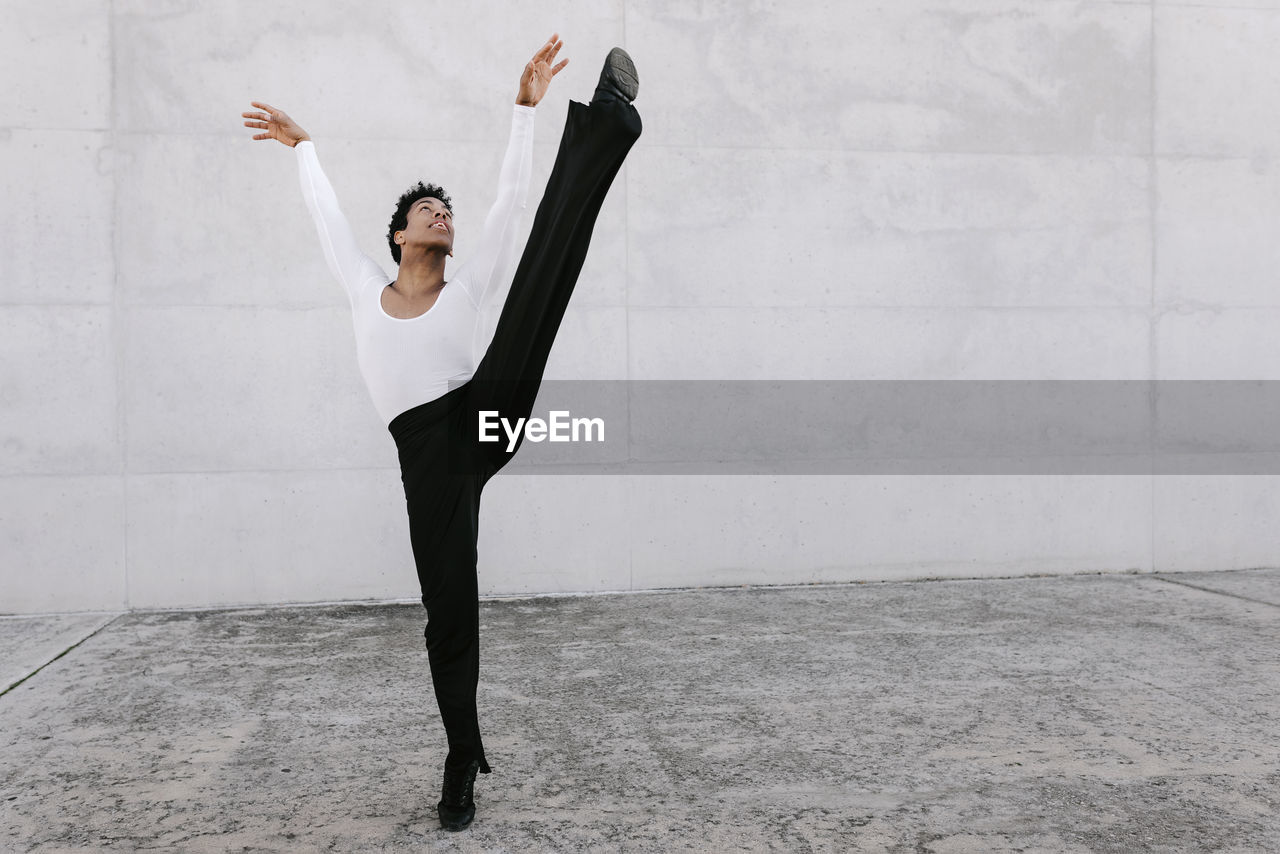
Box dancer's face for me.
[399,196,454,257]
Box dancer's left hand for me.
[517,34,568,107]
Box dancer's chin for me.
[405,241,452,258]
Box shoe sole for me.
[603,47,639,101]
[439,809,475,832]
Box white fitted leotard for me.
[296,104,536,425]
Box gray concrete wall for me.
[4,1,1280,614]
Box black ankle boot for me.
[437,758,480,831]
[592,46,639,104]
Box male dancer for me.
[242,35,641,830]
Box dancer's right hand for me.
[242,102,310,147]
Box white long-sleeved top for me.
[296,104,536,425]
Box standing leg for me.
[410,475,489,773]
[390,389,493,778]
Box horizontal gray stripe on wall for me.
[475,381,1280,474]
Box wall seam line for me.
[624,0,634,594]
[1149,0,1159,574]
[108,0,130,610]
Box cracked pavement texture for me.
[2,571,1278,852]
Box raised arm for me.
[451,106,535,308]
[452,35,568,308]
[242,102,387,305]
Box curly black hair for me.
[386,181,454,264]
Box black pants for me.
[387,98,641,774]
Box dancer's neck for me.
[393,248,448,297]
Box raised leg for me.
[467,96,642,475]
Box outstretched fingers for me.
[534,33,564,66]
[244,103,279,142]
[242,106,268,140]
[534,33,557,60]
[545,35,563,64]
[551,58,568,77]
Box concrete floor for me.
[2,571,1278,853]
